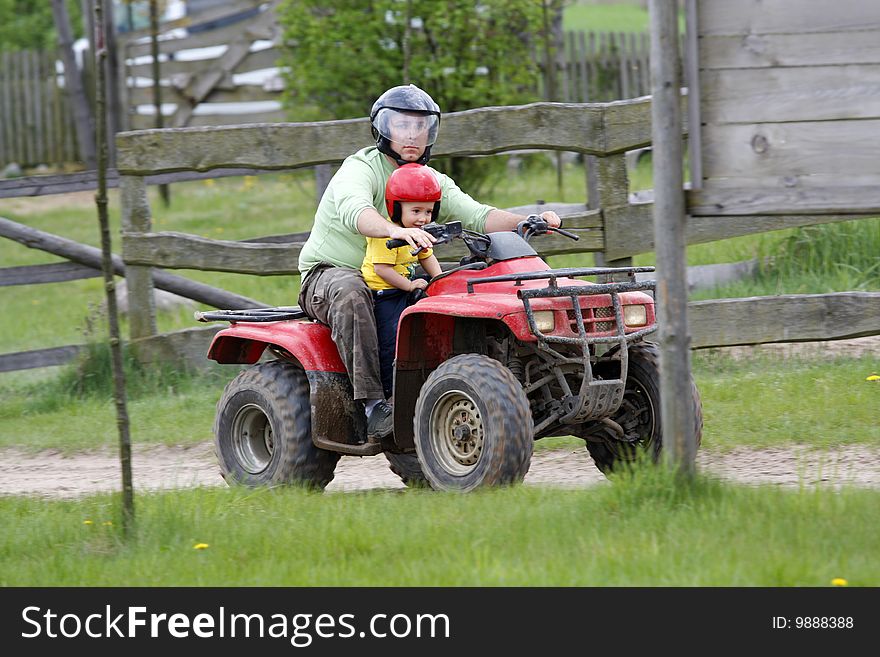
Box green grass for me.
[693,352,880,450]
[563,2,651,33]
[2,467,877,586]
[2,343,876,453]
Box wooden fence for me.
[2,95,877,373]
[114,96,878,367]
[548,30,652,103]
[0,49,80,168]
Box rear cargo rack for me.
[195,307,308,323]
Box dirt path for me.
[2,337,876,499]
[1,442,878,499]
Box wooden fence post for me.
[649,0,696,476]
[587,152,634,278]
[120,175,157,339]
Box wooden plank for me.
[41,49,52,164]
[689,292,880,348]
[697,0,880,36]
[431,103,607,157]
[0,216,267,309]
[130,325,223,372]
[126,46,280,80]
[128,82,281,106]
[0,52,8,165]
[122,231,304,274]
[22,49,33,166]
[125,5,279,58]
[171,36,256,128]
[117,99,669,175]
[700,32,880,69]
[599,199,875,259]
[129,108,287,130]
[700,65,880,124]
[122,220,604,273]
[682,212,875,243]
[688,185,880,216]
[11,52,25,164]
[0,344,85,372]
[0,262,100,286]
[701,120,880,182]
[118,0,268,42]
[0,167,277,199]
[602,93,684,154]
[686,0,702,189]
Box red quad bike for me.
[197,215,703,491]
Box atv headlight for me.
[533,311,555,333]
[623,304,647,327]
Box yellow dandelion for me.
[867,374,880,382]
[242,176,257,190]
[103,521,113,526]
[83,519,94,525]
[214,227,225,234]
[202,179,216,187]
[193,543,210,550]
[831,578,848,587]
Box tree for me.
[278,0,553,191]
[0,0,82,51]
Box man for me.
[298,84,561,442]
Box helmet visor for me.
[374,108,440,147]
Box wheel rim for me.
[231,404,274,474]
[429,390,485,476]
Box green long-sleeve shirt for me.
[298,147,495,276]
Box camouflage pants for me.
[298,263,385,402]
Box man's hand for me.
[409,278,429,292]
[485,208,563,232]
[540,210,562,228]
[388,225,436,251]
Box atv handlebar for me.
[385,221,463,252]
[383,215,578,260]
[516,215,579,241]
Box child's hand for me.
[409,279,428,292]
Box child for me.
[362,163,444,398]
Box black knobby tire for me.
[214,360,339,490]
[413,354,533,491]
[385,452,431,489]
[585,341,703,474]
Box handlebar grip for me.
[553,227,579,240]
[385,238,409,249]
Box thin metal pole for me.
[648,0,696,476]
[95,0,135,533]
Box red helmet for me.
[385,163,442,224]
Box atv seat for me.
[195,306,309,323]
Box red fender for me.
[207,320,346,372]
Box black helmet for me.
[370,84,441,165]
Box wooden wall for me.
[688,0,880,216]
